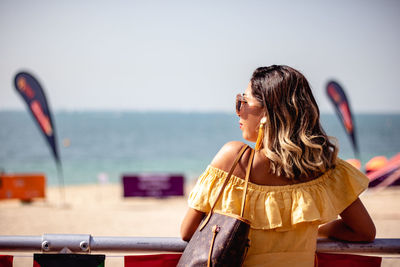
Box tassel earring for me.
[255,117,267,151]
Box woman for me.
[180,65,375,266]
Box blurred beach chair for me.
[0,173,45,202]
[367,153,400,188]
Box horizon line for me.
[1,108,400,115]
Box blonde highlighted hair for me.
[251,65,338,180]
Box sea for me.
[1,111,399,186]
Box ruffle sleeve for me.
[187,165,228,213]
[188,158,369,231]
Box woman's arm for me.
[180,208,205,241]
[318,197,376,242]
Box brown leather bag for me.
[178,145,255,267]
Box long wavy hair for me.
[251,65,338,180]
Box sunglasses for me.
[236,93,247,113]
[236,93,264,114]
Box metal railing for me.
[0,234,399,254]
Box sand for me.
[0,183,190,237]
[1,183,400,266]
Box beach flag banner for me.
[122,174,184,197]
[14,72,60,166]
[316,252,382,267]
[0,255,13,267]
[33,254,105,267]
[125,253,181,267]
[326,80,359,158]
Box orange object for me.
[0,173,45,201]
[366,156,388,173]
[345,159,361,170]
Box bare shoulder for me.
[210,141,248,171]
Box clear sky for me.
[1,0,399,113]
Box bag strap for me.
[209,144,249,213]
[199,144,249,231]
[240,147,255,217]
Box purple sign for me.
[122,174,184,197]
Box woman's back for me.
[211,141,311,187]
[190,143,370,266]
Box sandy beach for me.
[1,183,400,266]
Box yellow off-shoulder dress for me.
[188,159,369,267]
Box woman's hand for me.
[180,208,205,241]
[318,198,376,242]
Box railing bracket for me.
[41,234,91,253]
